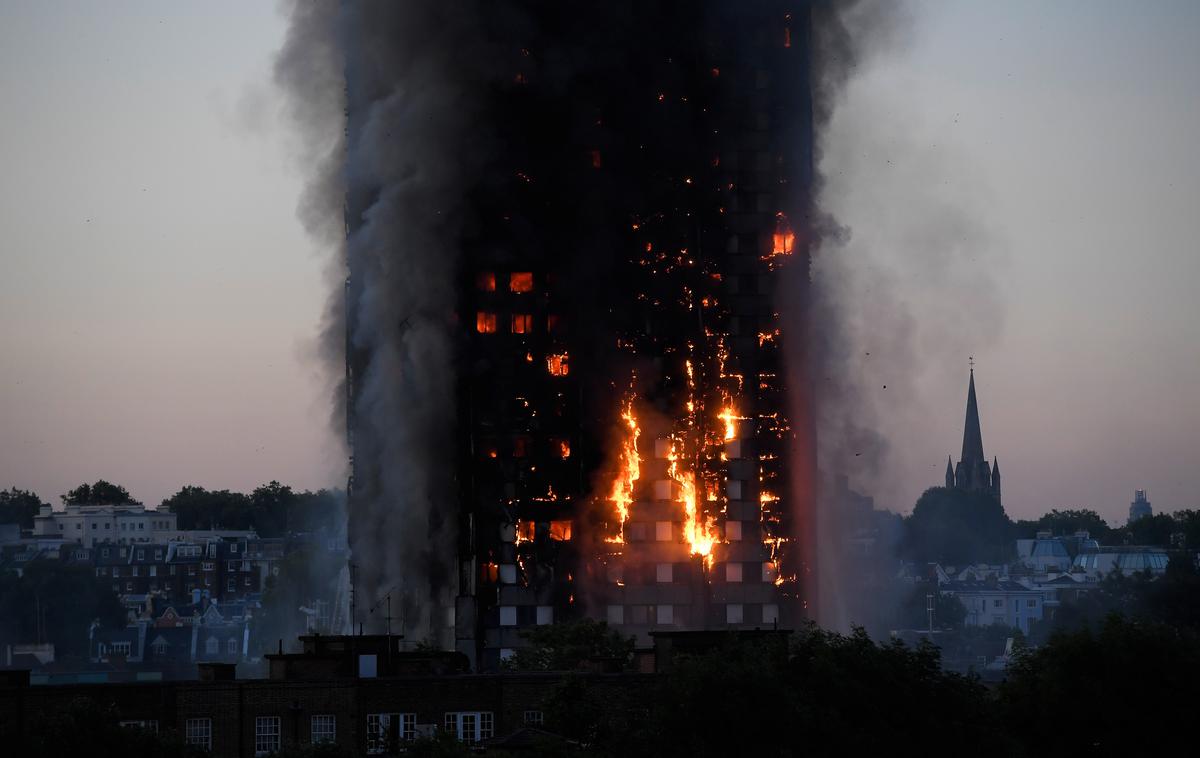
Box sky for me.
[0,1,1197,525]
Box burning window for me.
[516,520,536,543]
[552,438,571,458]
[546,353,569,376]
[477,272,496,291]
[509,272,534,293]
[511,314,533,334]
[480,440,498,459]
[481,562,499,583]
[548,520,572,541]
[772,212,795,255]
[547,314,562,333]
[476,312,497,333]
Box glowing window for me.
[590,150,602,169]
[511,314,533,334]
[547,314,561,333]
[477,272,496,291]
[546,353,569,376]
[516,521,536,543]
[476,312,497,333]
[549,520,572,541]
[509,272,534,293]
[554,438,571,459]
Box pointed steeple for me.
[960,368,985,465]
[991,456,1000,478]
[945,457,955,488]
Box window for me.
[476,312,497,333]
[228,579,237,592]
[227,638,239,655]
[993,599,1003,608]
[763,603,780,624]
[656,563,673,583]
[255,716,281,756]
[1027,599,1037,607]
[726,520,743,541]
[657,604,675,625]
[311,715,336,744]
[206,637,219,655]
[132,566,139,577]
[726,603,745,624]
[109,641,132,656]
[138,522,144,530]
[125,581,133,592]
[149,566,157,577]
[546,353,569,376]
[499,606,517,626]
[726,563,743,583]
[607,605,624,625]
[548,520,572,541]
[367,713,416,753]
[230,544,238,554]
[202,562,215,571]
[524,710,544,726]
[152,639,168,658]
[511,313,533,334]
[120,720,158,732]
[510,271,534,292]
[445,712,493,744]
[185,718,212,751]
[655,521,673,542]
[536,605,553,625]
[102,548,110,557]
[476,271,496,291]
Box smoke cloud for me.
[805,0,1006,630]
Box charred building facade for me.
[343,2,815,670]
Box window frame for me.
[254,716,281,757]
[185,717,213,751]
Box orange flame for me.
[718,405,739,442]
[667,439,718,565]
[605,397,640,543]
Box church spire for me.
[961,366,985,465]
[945,456,955,488]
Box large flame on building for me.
[606,396,641,543]
[667,438,718,565]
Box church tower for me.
[947,367,1001,504]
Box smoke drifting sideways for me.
[275,1,501,645]
[802,0,1006,632]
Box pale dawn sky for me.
[0,1,1196,524]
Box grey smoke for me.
[804,0,1005,630]
[275,1,495,644]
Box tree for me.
[1120,512,1178,547]
[999,615,1200,756]
[61,480,139,506]
[505,618,634,672]
[897,582,967,630]
[902,487,1015,565]
[0,487,45,528]
[161,486,252,530]
[1015,508,1113,542]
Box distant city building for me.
[940,579,1045,635]
[944,367,1002,504]
[1072,545,1169,578]
[1128,489,1153,524]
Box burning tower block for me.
[345,2,815,670]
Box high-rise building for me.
[345,2,815,670]
[945,368,1002,504]
[1128,490,1153,524]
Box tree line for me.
[1,480,344,538]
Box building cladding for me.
[346,2,815,669]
